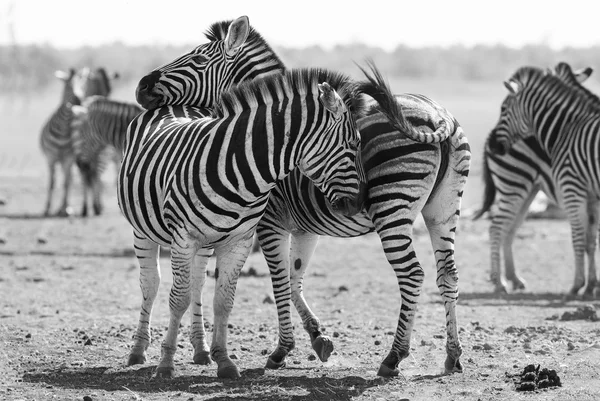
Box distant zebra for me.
[135,16,469,377]
[474,63,593,293]
[39,67,115,216]
[488,62,600,297]
[118,67,388,379]
[71,96,142,216]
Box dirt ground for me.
[1,175,600,401]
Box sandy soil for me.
[1,176,600,401]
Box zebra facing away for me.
[135,16,469,378]
[473,63,594,294]
[118,67,379,379]
[39,67,117,217]
[488,63,600,298]
[71,96,143,216]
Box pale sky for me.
[1,0,600,50]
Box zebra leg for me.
[128,231,161,366]
[376,230,424,377]
[564,200,589,297]
[155,237,196,379]
[211,236,253,379]
[288,232,331,361]
[582,200,599,298]
[190,248,212,365]
[491,187,539,292]
[257,222,295,369]
[92,175,103,216]
[78,164,89,217]
[57,157,74,217]
[44,161,56,216]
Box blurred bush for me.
[2,42,600,92]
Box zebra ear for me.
[318,82,346,117]
[55,70,72,81]
[225,16,250,56]
[503,80,520,94]
[574,67,593,83]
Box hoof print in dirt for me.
[515,363,561,392]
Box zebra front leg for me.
[190,249,212,365]
[582,200,599,298]
[377,232,424,377]
[44,161,56,216]
[288,232,330,361]
[154,237,196,379]
[92,174,103,216]
[257,223,295,369]
[211,236,253,379]
[128,232,161,366]
[57,157,74,217]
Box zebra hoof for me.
[153,366,176,379]
[217,364,241,379]
[127,353,146,366]
[377,363,399,377]
[444,355,463,374]
[193,351,212,365]
[265,357,286,370]
[311,335,334,362]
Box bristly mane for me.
[212,68,367,119]
[204,19,285,71]
[511,65,600,110]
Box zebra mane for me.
[204,19,285,69]
[213,68,367,119]
[511,65,600,109]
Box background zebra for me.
[473,62,594,293]
[39,67,116,217]
[488,63,600,298]
[119,67,375,379]
[71,96,142,216]
[135,16,469,378]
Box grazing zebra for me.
[39,67,116,216]
[135,16,469,377]
[474,63,593,293]
[488,63,600,298]
[71,96,143,216]
[118,67,386,379]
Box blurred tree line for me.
[2,41,600,92]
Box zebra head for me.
[55,68,81,105]
[488,67,542,155]
[136,16,285,110]
[293,71,366,217]
[72,67,119,102]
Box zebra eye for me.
[191,54,208,63]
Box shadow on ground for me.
[22,366,392,401]
[458,291,600,308]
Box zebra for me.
[71,96,143,216]
[135,16,469,377]
[39,67,116,216]
[487,62,600,298]
[117,66,396,379]
[473,62,594,293]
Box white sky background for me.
[1,0,600,50]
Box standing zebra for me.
[39,67,116,216]
[119,67,376,379]
[71,97,142,216]
[474,63,593,293]
[135,16,469,377]
[488,63,600,297]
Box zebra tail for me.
[355,59,450,144]
[472,149,496,220]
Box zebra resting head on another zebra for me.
[135,15,284,110]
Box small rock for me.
[567,342,575,351]
[308,354,316,361]
[338,285,348,292]
[374,340,381,346]
[83,396,93,401]
[293,360,301,365]
[25,333,31,339]
[261,349,269,355]
[333,332,340,338]
[482,343,493,351]
[84,338,93,346]
[229,354,238,360]
[262,295,274,304]
[37,237,47,244]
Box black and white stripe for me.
[488,62,600,297]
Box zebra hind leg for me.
[287,232,330,361]
[256,222,295,369]
[128,232,161,366]
[56,156,74,217]
[189,248,212,365]
[43,161,56,216]
[582,200,599,298]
